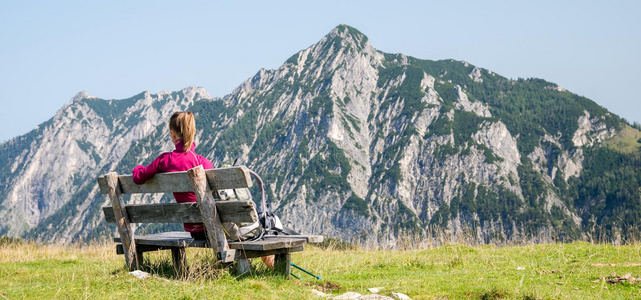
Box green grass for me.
[1,240,640,299]
[607,125,641,154]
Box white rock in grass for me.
[311,289,331,297]
[391,292,412,300]
[331,292,362,299]
[360,294,394,300]
[129,270,151,279]
[368,287,383,293]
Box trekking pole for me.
[290,272,302,280]
[290,262,321,280]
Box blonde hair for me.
[169,111,196,152]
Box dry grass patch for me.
[606,125,641,154]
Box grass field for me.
[607,125,641,154]
[1,239,640,299]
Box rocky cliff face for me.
[1,25,637,246]
[0,87,210,242]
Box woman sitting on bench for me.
[132,111,213,240]
[131,111,275,268]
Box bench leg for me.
[171,247,187,278]
[274,253,291,278]
[132,249,143,271]
[236,258,251,276]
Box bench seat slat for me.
[264,235,324,243]
[115,232,207,247]
[116,244,305,260]
[113,231,307,251]
[103,201,258,224]
[229,237,306,251]
[97,166,252,194]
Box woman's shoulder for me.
[195,153,214,169]
[157,151,174,160]
[154,151,175,169]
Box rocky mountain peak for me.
[284,24,380,70]
[71,90,94,103]
[181,86,211,101]
[327,24,369,49]
[231,25,382,109]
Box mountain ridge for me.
[2,24,640,246]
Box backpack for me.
[218,169,298,241]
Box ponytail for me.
[169,111,196,152]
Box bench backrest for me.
[102,201,258,224]
[97,166,258,225]
[97,166,253,194]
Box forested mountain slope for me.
[1,25,639,245]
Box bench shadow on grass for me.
[114,251,291,281]
[149,251,227,281]
[231,259,291,280]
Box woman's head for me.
[169,111,196,152]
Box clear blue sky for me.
[1,0,639,142]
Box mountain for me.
[0,88,209,242]
[1,25,640,245]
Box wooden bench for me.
[97,165,322,277]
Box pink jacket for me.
[132,140,214,232]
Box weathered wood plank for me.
[228,237,306,251]
[171,248,187,278]
[216,200,259,223]
[115,232,207,247]
[102,201,258,224]
[264,235,324,243]
[105,172,139,271]
[136,249,144,269]
[98,172,193,194]
[205,166,253,193]
[116,242,304,259]
[188,165,234,263]
[236,258,251,276]
[103,203,201,223]
[97,166,253,195]
[274,253,291,278]
[117,244,182,254]
[234,246,304,260]
[113,232,307,251]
